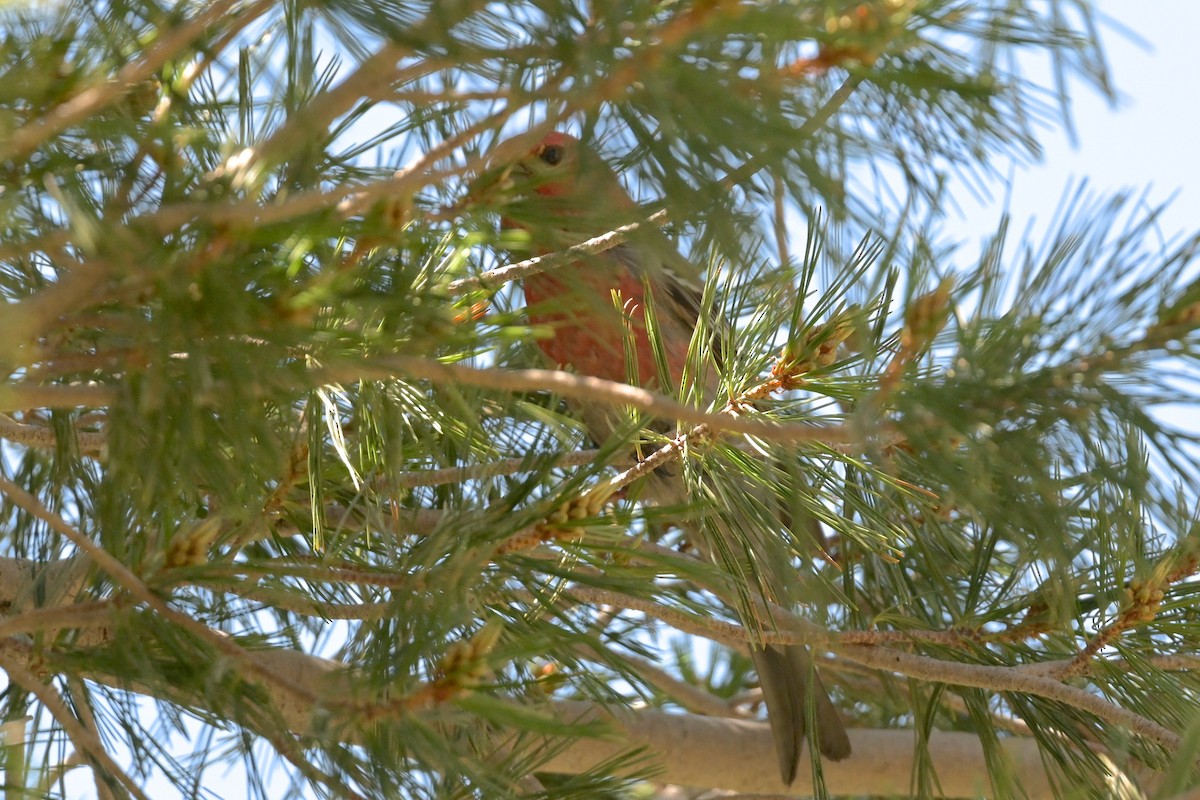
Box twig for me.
[772,175,789,268]
[836,643,1181,754]
[53,107,517,261]
[478,351,893,556]
[0,476,320,712]
[261,505,446,547]
[2,252,122,361]
[0,412,106,455]
[0,384,117,412]
[525,580,970,654]
[0,651,151,800]
[195,559,425,592]
[332,110,517,223]
[1062,539,1200,679]
[0,602,115,641]
[390,88,512,104]
[252,46,425,164]
[390,449,605,488]
[26,353,126,381]
[0,0,274,161]
[447,212,668,294]
[0,228,72,266]
[584,645,740,719]
[510,556,1181,756]
[1020,653,1200,677]
[333,356,867,445]
[216,584,390,621]
[487,431,696,556]
[837,629,978,647]
[66,676,118,800]
[513,584,756,650]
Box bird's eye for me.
[538,144,563,166]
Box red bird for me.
[474,131,851,784]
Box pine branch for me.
[0,412,105,455]
[0,549,1166,796]
[0,0,274,162]
[0,653,150,800]
[334,356,866,444]
[0,475,322,717]
[390,448,605,489]
[1,0,1188,795]
[0,384,116,412]
[835,644,1181,755]
[446,212,669,294]
[0,601,114,640]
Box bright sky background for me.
[954,1,1200,249]
[51,2,1200,797]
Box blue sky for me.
[954,1,1200,246]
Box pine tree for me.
[2,1,1198,797]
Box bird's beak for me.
[464,159,544,212]
[465,162,510,203]
[464,133,544,207]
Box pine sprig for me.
[3,0,1198,797]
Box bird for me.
[471,130,851,784]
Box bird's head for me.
[468,131,635,244]
[470,130,584,201]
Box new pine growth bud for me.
[545,492,610,540]
[1151,300,1200,337]
[1149,276,1200,338]
[774,310,859,388]
[902,277,955,353]
[497,492,604,556]
[1168,535,1200,582]
[165,518,222,568]
[436,620,505,695]
[534,661,568,695]
[1122,579,1165,624]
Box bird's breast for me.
[522,262,692,389]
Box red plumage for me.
[475,131,851,785]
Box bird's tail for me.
[752,642,852,785]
